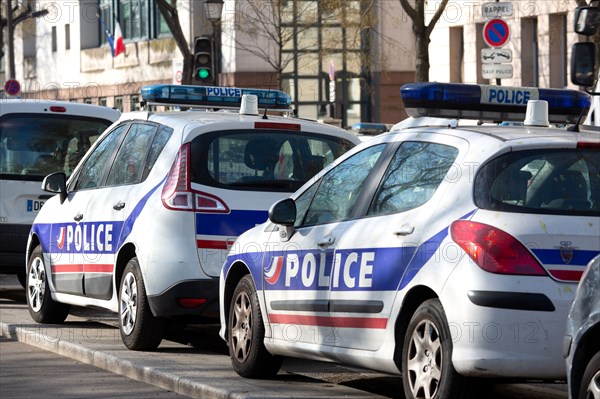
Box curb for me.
[0,321,231,399]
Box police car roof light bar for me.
[141,84,292,111]
[401,83,591,124]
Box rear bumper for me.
[0,224,30,272]
[147,279,219,320]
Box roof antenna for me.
[262,75,274,120]
[567,105,588,132]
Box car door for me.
[263,143,388,347]
[331,139,462,351]
[81,123,171,300]
[49,124,128,295]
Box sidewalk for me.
[0,297,382,399]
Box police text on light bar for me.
[141,84,292,110]
[401,83,591,124]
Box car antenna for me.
[567,106,587,132]
[262,76,274,120]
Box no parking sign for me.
[483,19,510,48]
[4,79,21,96]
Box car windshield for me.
[0,114,113,180]
[191,129,355,192]
[475,148,600,216]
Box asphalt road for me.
[0,337,185,398]
[0,274,568,399]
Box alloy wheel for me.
[27,256,46,312]
[407,319,443,399]
[120,271,138,335]
[230,289,252,363]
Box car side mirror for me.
[574,6,600,35]
[268,198,296,226]
[42,172,67,204]
[571,42,596,87]
[269,198,297,242]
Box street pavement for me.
[0,337,185,398]
[0,274,568,398]
[0,275,388,398]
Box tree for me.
[397,0,449,82]
[0,0,49,79]
[226,0,315,90]
[155,0,193,84]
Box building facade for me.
[1,0,593,127]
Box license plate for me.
[26,199,45,212]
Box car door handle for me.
[317,236,335,247]
[113,201,126,210]
[74,213,83,221]
[394,224,415,236]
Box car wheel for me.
[402,298,472,399]
[26,245,70,323]
[579,351,600,399]
[119,257,164,350]
[16,270,26,288]
[228,274,282,378]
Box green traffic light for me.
[198,69,210,79]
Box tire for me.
[16,270,26,288]
[401,298,472,399]
[579,351,600,399]
[26,245,70,323]
[228,274,282,378]
[119,257,164,350]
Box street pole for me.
[212,19,221,85]
[7,0,16,79]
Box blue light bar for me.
[141,84,292,110]
[401,83,591,124]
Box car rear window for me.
[0,113,112,180]
[475,149,600,216]
[190,129,355,192]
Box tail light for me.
[450,220,547,276]
[162,144,229,213]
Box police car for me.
[0,100,120,286]
[219,83,600,398]
[25,85,358,350]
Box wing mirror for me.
[42,172,67,204]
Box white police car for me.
[219,83,600,398]
[25,85,358,350]
[0,100,120,286]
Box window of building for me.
[84,98,93,104]
[51,26,57,52]
[99,0,170,45]
[281,0,368,128]
[549,13,567,88]
[521,18,539,87]
[99,97,107,107]
[114,96,123,112]
[130,95,140,111]
[65,24,70,50]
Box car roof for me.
[389,117,600,147]
[119,110,360,142]
[0,99,121,121]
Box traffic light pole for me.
[211,19,221,85]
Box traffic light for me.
[193,36,214,85]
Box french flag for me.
[99,14,125,57]
[112,21,125,57]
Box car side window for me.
[299,144,386,227]
[141,125,173,181]
[72,125,127,191]
[106,123,158,186]
[368,141,459,216]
